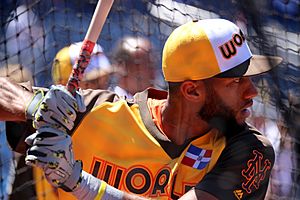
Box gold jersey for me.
[58,98,226,199]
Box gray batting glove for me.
[25,126,82,192]
[26,85,85,132]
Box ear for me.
[180,81,205,102]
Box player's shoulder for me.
[224,124,275,161]
[196,124,275,200]
[229,124,273,147]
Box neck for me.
[160,99,211,145]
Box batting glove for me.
[25,126,82,192]
[25,85,86,131]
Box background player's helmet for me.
[52,42,112,85]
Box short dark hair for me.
[168,81,182,94]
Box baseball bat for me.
[66,0,114,96]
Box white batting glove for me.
[25,85,86,132]
[25,126,82,192]
[26,127,125,199]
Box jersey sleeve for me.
[195,128,275,200]
[6,85,118,154]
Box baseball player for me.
[0,19,282,199]
[109,36,156,98]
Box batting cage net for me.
[0,0,299,199]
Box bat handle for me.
[66,40,95,96]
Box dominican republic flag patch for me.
[181,145,213,170]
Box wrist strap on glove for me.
[25,89,45,120]
[72,170,124,200]
[58,160,83,192]
[95,181,107,200]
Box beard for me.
[198,82,246,137]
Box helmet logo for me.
[219,29,246,59]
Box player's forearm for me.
[0,77,33,121]
[72,171,148,200]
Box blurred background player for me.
[3,4,48,87]
[52,42,114,89]
[110,36,157,98]
[0,65,33,200]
